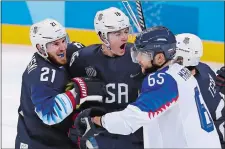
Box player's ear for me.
[155,53,166,65]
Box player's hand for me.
[68,127,99,149]
[216,66,225,94]
[74,107,106,140]
[66,77,106,110]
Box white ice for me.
[1,44,224,148]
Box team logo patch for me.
[20,142,28,149]
[183,37,190,45]
[33,26,38,34]
[85,66,97,77]
[98,13,103,21]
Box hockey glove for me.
[74,107,106,140]
[68,128,99,149]
[65,77,106,110]
[216,66,225,94]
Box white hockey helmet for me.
[94,7,131,43]
[175,33,203,66]
[30,18,67,59]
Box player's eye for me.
[115,33,121,36]
[54,42,59,46]
[124,28,129,34]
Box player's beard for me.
[48,52,67,66]
[144,61,161,74]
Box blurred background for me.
[1,1,224,148]
[2,1,224,63]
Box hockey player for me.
[74,26,222,148]
[15,18,105,149]
[175,33,224,148]
[216,66,225,149]
[216,66,225,95]
[66,7,144,149]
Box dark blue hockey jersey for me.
[15,53,76,149]
[66,43,143,112]
[195,62,224,147]
[66,43,144,147]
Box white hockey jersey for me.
[101,63,221,148]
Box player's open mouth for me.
[57,53,65,58]
[120,43,126,50]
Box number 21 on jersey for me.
[40,67,56,83]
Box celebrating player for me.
[66,7,144,149]
[15,18,104,149]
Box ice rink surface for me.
[1,44,224,148]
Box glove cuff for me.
[72,78,88,98]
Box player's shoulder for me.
[67,41,85,50]
[197,62,215,73]
[66,41,85,57]
[24,53,62,84]
[141,66,178,93]
[197,62,216,78]
[79,44,102,56]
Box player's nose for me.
[59,43,67,51]
[121,32,128,41]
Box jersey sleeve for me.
[101,72,179,135]
[28,68,76,126]
[66,42,87,77]
[66,41,85,59]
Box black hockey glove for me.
[65,77,106,110]
[73,107,106,140]
[216,66,225,94]
[68,127,99,149]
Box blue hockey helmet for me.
[131,26,176,63]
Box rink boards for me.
[2,1,224,63]
[2,24,224,63]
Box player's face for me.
[46,37,67,65]
[136,53,152,73]
[137,53,165,73]
[108,27,129,56]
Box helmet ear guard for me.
[98,31,111,48]
[36,44,48,58]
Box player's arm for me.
[100,73,178,135]
[216,66,225,95]
[79,73,179,136]
[29,69,103,126]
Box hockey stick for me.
[135,1,146,31]
[122,1,146,32]
[122,1,142,32]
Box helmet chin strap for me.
[104,40,111,50]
